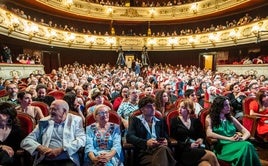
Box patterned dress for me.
[84,122,124,166]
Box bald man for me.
[21,100,86,166]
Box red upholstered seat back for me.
[166,110,179,136]
[242,96,256,134]
[31,101,50,117]
[47,90,65,99]
[17,112,35,139]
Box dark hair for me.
[91,91,102,100]
[256,90,267,107]
[63,92,76,111]
[0,102,18,126]
[17,91,32,100]
[187,78,194,86]
[36,83,47,92]
[120,85,129,97]
[155,90,169,110]
[138,96,155,109]
[184,89,195,98]
[229,82,239,91]
[209,96,232,127]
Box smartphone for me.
[157,137,165,142]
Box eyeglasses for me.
[97,111,109,116]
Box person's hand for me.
[1,145,14,157]
[230,133,242,141]
[146,138,159,148]
[190,142,200,148]
[195,138,203,145]
[45,147,63,158]
[98,152,114,163]
[37,145,51,155]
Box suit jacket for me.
[20,113,86,166]
[126,115,168,151]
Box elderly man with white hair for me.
[20,100,86,166]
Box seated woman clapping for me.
[84,104,124,166]
[206,96,261,166]
[170,99,219,166]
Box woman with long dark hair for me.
[206,96,261,166]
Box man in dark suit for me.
[126,96,176,166]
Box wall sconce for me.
[190,3,198,14]
[86,36,96,47]
[209,33,217,46]
[149,8,155,18]
[107,7,113,17]
[189,36,196,48]
[251,22,263,37]
[168,37,177,49]
[66,33,75,47]
[147,38,156,49]
[25,23,39,40]
[106,37,116,48]
[229,28,238,44]
[64,0,73,9]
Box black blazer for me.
[126,116,168,150]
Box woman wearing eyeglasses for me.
[84,104,124,166]
[0,102,22,165]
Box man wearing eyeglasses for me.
[126,96,176,166]
[20,100,86,166]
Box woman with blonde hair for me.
[170,99,219,166]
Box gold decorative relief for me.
[241,27,252,37]
[121,8,141,17]
[179,38,188,45]
[96,38,106,45]
[157,39,168,46]
[75,35,85,43]
[200,35,209,43]
[220,32,229,41]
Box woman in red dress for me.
[249,90,268,140]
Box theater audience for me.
[0,102,22,166]
[126,96,176,166]
[20,100,86,166]
[206,96,261,166]
[84,104,124,165]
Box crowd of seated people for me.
[0,62,267,165]
[86,0,201,7]
[1,3,265,37]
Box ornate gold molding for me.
[0,7,267,51]
[36,0,250,21]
